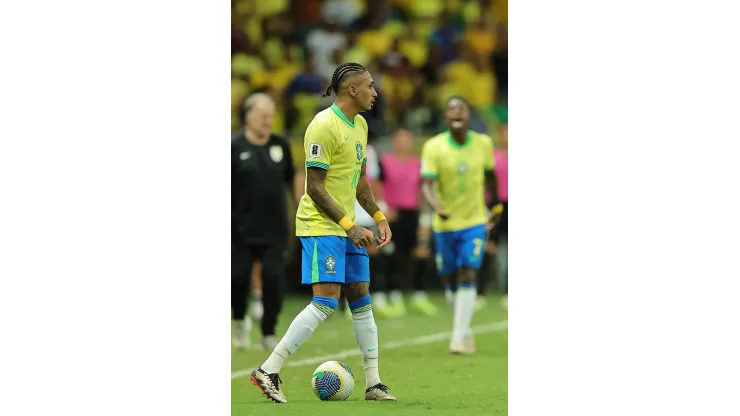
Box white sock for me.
[390,290,403,304]
[261,303,331,373]
[352,307,381,389]
[452,285,477,344]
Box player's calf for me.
[254,295,339,403]
[451,268,478,354]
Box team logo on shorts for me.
[355,142,363,161]
[324,255,337,274]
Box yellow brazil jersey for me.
[420,131,495,232]
[296,103,368,237]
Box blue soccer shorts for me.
[433,224,487,276]
[300,236,370,285]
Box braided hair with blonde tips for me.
[322,62,367,98]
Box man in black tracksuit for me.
[232,93,301,350]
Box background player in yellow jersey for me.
[250,63,396,403]
[420,96,503,355]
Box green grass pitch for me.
[232,293,508,415]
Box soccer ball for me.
[311,360,355,401]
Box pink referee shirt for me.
[494,149,508,202]
[380,154,421,210]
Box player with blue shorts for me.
[420,96,504,355]
[250,63,396,403]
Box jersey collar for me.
[330,103,355,128]
[446,131,471,148]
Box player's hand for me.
[413,245,431,258]
[485,241,496,255]
[347,225,376,248]
[376,219,392,249]
[487,203,504,231]
[435,205,450,220]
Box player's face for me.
[392,129,413,154]
[353,71,377,112]
[444,99,470,134]
[246,99,275,137]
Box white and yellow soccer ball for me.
[311,360,355,401]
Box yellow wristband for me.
[491,204,504,215]
[338,216,355,231]
[373,211,387,223]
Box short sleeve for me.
[483,135,495,172]
[420,140,438,179]
[304,122,336,170]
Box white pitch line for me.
[231,320,508,380]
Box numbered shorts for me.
[433,224,487,275]
[300,236,370,285]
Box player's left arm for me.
[356,163,392,248]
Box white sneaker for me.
[365,383,396,401]
[251,368,287,403]
[450,335,476,355]
[232,319,251,349]
[464,332,476,353]
[249,301,264,321]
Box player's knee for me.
[457,268,477,284]
[344,282,370,302]
[311,282,342,299]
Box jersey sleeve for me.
[483,135,495,173]
[304,122,336,170]
[420,139,438,179]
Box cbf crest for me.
[457,162,468,174]
[269,145,283,163]
[355,142,363,161]
[324,255,337,274]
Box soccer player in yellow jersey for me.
[251,63,397,403]
[420,96,503,355]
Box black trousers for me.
[231,242,285,336]
[378,210,430,292]
[479,201,508,294]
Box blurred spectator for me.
[284,54,327,134]
[429,10,463,64]
[306,18,348,80]
[322,0,362,27]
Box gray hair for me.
[243,92,274,115]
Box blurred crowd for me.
[232,0,508,145]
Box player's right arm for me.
[304,122,375,247]
[420,140,450,220]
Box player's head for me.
[322,62,377,112]
[244,93,275,138]
[391,128,414,155]
[444,96,471,135]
